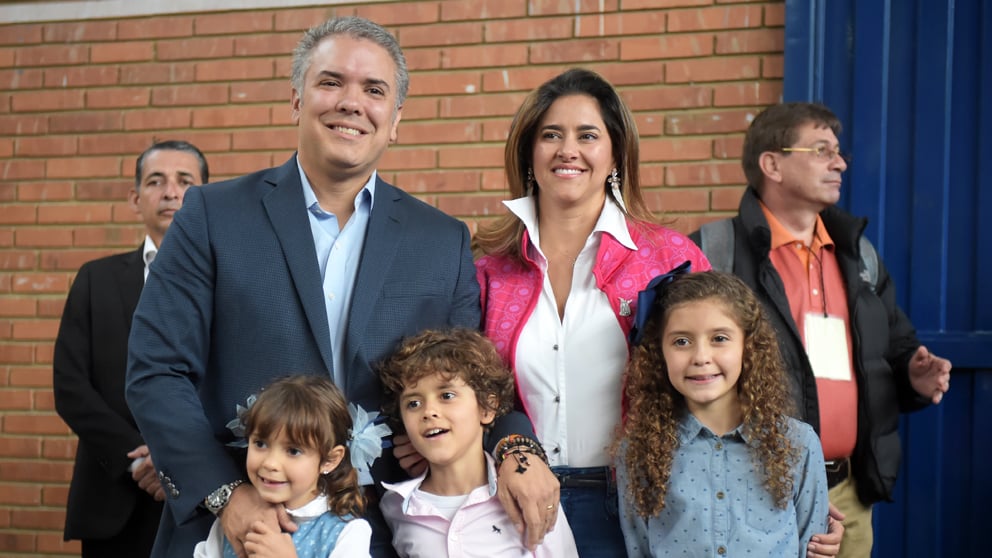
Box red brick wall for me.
[0,1,783,555]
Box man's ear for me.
[758,151,783,184]
[389,105,403,144]
[290,88,302,125]
[128,189,141,215]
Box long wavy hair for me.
[473,67,656,262]
[616,271,798,518]
[244,375,365,517]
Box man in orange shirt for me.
[691,102,951,558]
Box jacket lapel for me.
[120,246,145,329]
[343,178,402,375]
[261,156,335,374]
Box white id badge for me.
[804,314,853,381]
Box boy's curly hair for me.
[379,328,515,428]
[615,271,799,518]
[244,375,365,517]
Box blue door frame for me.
[784,0,991,555]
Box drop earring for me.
[526,168,535,197]
[609,168,626,211]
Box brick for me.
[481,66,569,92]
[439,44,528,69]
[397,97,437,120]
[485,18,572,42]
[713,82,781,107]
[75,179,132,201]
[665,161,745,186]
[207,153,275,176]
[0,436,41,458]
[43,484,70,506]
[0,23,43,45]
[274,7,341,32]
[641,138,713,163]
[443,0,526,20]
[14,44,87,67]
[439,145,502,168]
[193,106,271,129]
[0,389,32,411]
[529,38,618,64]
[644,188,710,212]
[231,80,291,104]
[194,11,273,35]
[437,193,505,217]
[582,12,663,37]
[15,228,73,248]
[44,66,119,88]
[86,87,151,109]
[763,55,784,78]
[668,6,763,32]
[38,204,113,225]
[765,3,786,26]
[10,90,85,113]
[0,205,37,225]
[5,413,69,436]
[403,48,442,71]
[620,33,714,61]
[715,29,784,54]
[123,108,193,131]
[39,532,82,554]
[711,185,746,210]
[43,20,118,42]
[400,22,483,48]
[78,133,156,156]
[90,41,154,64]
[0,68,44,89]
[46,156,122,179]
[0,296,35,316]
[233,33,298,57]
[623,86,712,111]
[232,128,296,151]
[634,114,663,136]
[0,343,33,364]
[43,438,77,460]
[40,249,121,272]
[0,139,11,158]
[10,507,66,530]
[394,170,482,193]
[378,148,437,171]
[0,532,34,552]
[72,226,140,248]
[48,112,123,134]
[0,251,35,271]
[35,342,56,364]
[713,136,745,159]
[625,0,710,7]
[118,15,194,40]
[409,71,481,96]
[38,297,69,317]
[482,121,511,142]
[120,62,195,85]
[35,391,55,411]
[666,57,760,83]
[665,110,754,135]
[12,273,69,296]
[158,36,235,61]
[399,120,482,145]
[195,58,275,82]
[1,160,45,181]
[530,0,619,16]
[12,319,58,341]
[152,83,230,106]
[172,131,232,153]
[354,2,441,25]
[439,92,527,118]
[481,169,508,191]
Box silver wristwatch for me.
[204,480,245,516]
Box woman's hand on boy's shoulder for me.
[496,455,560,551]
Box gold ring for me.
[546,504,555,510]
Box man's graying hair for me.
[291,16,409,108]
[134,140,209,190]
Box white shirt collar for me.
[141,235,157,282]
[502,195,638,257]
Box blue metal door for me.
[784,0,991,555]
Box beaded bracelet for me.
[494,433,549,469]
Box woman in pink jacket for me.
[474,68,710,556]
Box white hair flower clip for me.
[347,403,393,477]
[225,394,257,448]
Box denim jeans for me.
[553,466,626,558]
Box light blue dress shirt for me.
[297,160,374,392]
[618,413,828,557]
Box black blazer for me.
[53,247,163,540]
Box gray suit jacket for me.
[126,156,483,557]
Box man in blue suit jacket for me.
[126,17,542,558]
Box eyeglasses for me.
[780,146,850,163]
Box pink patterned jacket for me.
[476,221,711,374]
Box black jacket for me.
[691,187,931,505]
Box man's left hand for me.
[495,451,560,551]
[127,445,165,501]
[908,345,952,404]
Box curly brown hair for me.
[244,375,365,517]
[615,271,798,518]
[379,328,515,429]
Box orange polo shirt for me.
[762,203,857,461]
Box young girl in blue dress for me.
[616,269,828,557]
[194,375,377,558]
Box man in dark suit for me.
[126,17,545,558]
[53,140,209,558]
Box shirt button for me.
[554,395,561,403]
[812,288,819,296]
[553,344,559,351]
[328,292,336,301]
[717,546,727,555]
[553,447,561,454]
[714,442,723,450]
[716,491,725,500]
